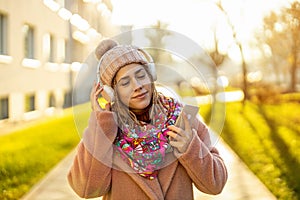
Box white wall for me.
[0,0,71,122]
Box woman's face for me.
[115,63,152,110]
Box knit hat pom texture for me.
[95,39,118,61]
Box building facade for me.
[0,0,117,123]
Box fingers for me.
[91,81,104,111]
[105,103,111,111]
[167,129,178,140]
[168,125,184,137]
[168,116,191,138]
[95,87,103,97]
[92,82,104,98]
[168,137,187,153]
[167,123,194,153]
[94,82,103,95]
[167,126,188,143]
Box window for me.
[23,24,35,59]
[63,90,72,108]
[0,96,9,120]
[49,35,54,62]
[65,39,70,63]
[0,13,8,55]
[49,92,55,107]
[25,93,35,112]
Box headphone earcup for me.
[101,85,115,102]
[138,49,157,81]
[147,62,157,81]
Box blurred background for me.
[0,0,299,200]
[0,0,299,122]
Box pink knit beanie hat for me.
[95,39,150,87]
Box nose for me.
[132,77,143,91]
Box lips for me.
[132,91,148,99]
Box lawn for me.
[0,104,90,200]
[200,100,300,200]
[1,98,299,200]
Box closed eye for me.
[118,77,130,86]
[137,74,146,79]
[135,70,146,79]
[120,81,129,86]
[117,67,147,87]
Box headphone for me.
[96,48,157,103]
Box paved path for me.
[21,138,277,200]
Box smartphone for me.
[175,104,199,129]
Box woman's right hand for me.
[90,82,111,112]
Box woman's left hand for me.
[167,113,195,153]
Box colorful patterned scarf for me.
[114,95,182,179]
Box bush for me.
[248,82,281,103]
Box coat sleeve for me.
[176,115,228,195]
[67,111,118,198]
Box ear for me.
[101,85,115,102]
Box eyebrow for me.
[118,68,144,82]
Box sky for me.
[110,0,292,62]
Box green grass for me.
[1,97,299,200]
[200,101,300,200]
[0,103,91,200]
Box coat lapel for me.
[158,153,178,195]
[113,154,164,200]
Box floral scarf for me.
[114,95,182,179]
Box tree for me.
[208,21,227,73]
[261,1,300,92]
[144,21,172,63]
[285,1,300,92]
[260,12,289,87]
[215,1,249,103]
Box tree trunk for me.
[238,43,248,105]
[290,61,297,92]
[289,43,298,92]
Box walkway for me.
[21,138,277,200]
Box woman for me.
[68,39,227,199]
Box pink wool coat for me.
[68,111,228,200]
